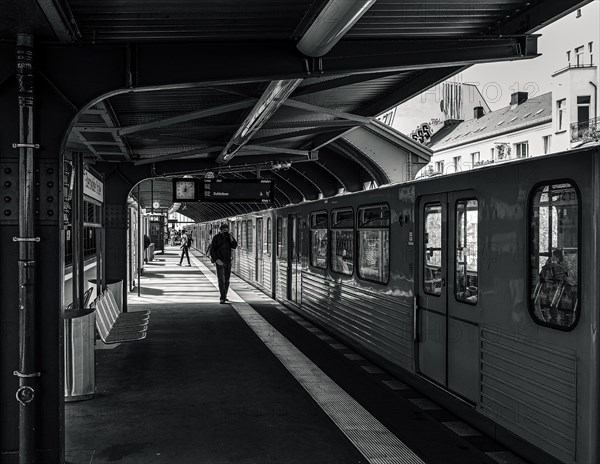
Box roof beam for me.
[241,145,313,157]
[118,99,257,136]
[133,146,224,165]
[36,0,81,42]
[294,71,402,97]
[251,126,347,145]
[496,0,591,34]
[322,36,539,75]
[282,99,373,124]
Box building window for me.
[575,46,584,66]
[456,199,478,304]
[490,147,495,160]
[357,204,389,283]
[515,142,529,158]
[470,152,480,168]
[330,209,354,275]
[557,99,566,131]
[435,160,444,174]
[529,182,579,330]
[566,50,571,63]
[310,211,328,269]
[543,135,552,154]
[590,42,594,65]
[453,155,462,172]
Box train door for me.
[256,217,264,286]
[417,194,448,386]
[287,214,300,303]
[417,192,479,403]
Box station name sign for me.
[200,179,274,203]
[83,168,103,203]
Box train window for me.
[423,203,442,296]
[357,205,389,283]
[246,219,252,252]
[241,221,246,248]
[530,182,579,330]
[310,211,328,269]
[266,217,272,256]
[276,217,282,258]
[455,199,478,304]
[331,208,354,275]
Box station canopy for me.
[1,0,589,222]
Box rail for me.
[570,117,600,143]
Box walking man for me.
[210,223,238,303]
[178,231,191,266]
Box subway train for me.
[190,144,599,464]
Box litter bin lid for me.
[88,279,122,284]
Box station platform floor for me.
[65,246,529,464]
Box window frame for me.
[309,210,329,270]
[527,179,582,331]
[557,99,566,131]
[514,141,529,158]
[329,207,355,277]
[356,202,391,285]
[454,198,479,306]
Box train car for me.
[196,145,600,464]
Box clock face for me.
[174,179,196,201]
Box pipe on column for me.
[14,33,38,464]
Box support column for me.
[14,33,38,464]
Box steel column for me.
[14,33,38,464]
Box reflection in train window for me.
[424,203,442,296]
[357,205,389,283]
[530,182,579,329]
[310,211,328,269]
[331,208,354,275]
[266,217,272,256]
[455,199,478,304]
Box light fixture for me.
[216,79,302,164]
[297,0,377,57]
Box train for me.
[190,144,600,464]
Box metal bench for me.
[94,288,150,344]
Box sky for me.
[461,1,599,110]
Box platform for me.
[65,246,528,464]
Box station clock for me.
[173,178,197,202]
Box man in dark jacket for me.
[210,223,238,303]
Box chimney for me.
[473,106,484,119]
[510,91,528,105]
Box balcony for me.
[571,117,600,143]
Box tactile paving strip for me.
[232,302,425,464]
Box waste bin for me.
[64,284,97,402]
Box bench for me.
[94,288,150,344]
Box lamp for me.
[217,79,302,164]
[296,0,377,57]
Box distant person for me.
[178,232,191,266]
[210,223,238,304]
[143,234,151,263]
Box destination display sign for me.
[200,179,274,203]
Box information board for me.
[200,179,274,203]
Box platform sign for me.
[200,179,274,203]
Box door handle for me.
[441,278,446,287]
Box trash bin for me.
[64,283,97,402]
